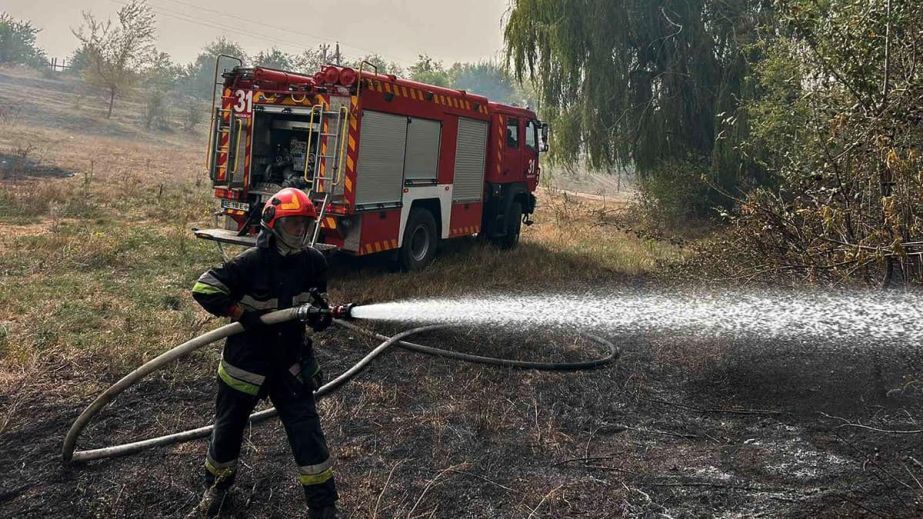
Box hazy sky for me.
[5,0,512,67]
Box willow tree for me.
[505,0,770,214]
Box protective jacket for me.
[191,230,327,395]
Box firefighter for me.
[189,188,340,518]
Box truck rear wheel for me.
[497,201,523,249]
[399,208,438,271]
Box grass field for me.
[1,68,921,518]
[0,122,682,373]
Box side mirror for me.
[540,122,550,153]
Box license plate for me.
[221,199,250,211]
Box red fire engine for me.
[194,56,548,270]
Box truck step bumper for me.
[192,228,338,254]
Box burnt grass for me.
[0,151,74,180]
[1,320,922,518]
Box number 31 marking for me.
[233,89,252,114]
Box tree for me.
[349,53,403,76]
[72,0,156,118]
[510,78,539,112]
[294,43,358,73]
[504,0,770,216]
[0,13,46,67]
[292,45,329,73]
[66,44,92,75]
[179,38,247,100]
[408,54,452,87]
[450,61,515,104]
[143,51,180,90]
[253,47,294,70]
[142,51,180,130]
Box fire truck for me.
[194,56,548,270]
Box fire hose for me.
[62,305,619,464]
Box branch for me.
[882,0,892,104]
[648,7,684,50]
[407,463,467,517]
[551,455,624,467]
[526,483,564,519]
[801,34,873,112]
[645,397,783,416]
[821,412,923,434]
[372,460,403,519]
[903,463,923,491]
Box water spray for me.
[65,287,913,463]
[62,300,617,463]
[351,289,923,345]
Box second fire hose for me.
[62,304,619,464]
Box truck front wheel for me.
[497,201,523,249]
[398,208,439,271]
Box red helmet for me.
[261,188,317,250]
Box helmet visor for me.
[274,215,315,249]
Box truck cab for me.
[482,104,547,247]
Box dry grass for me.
[0,117,213,372]
[0,112,685,373]
[327,192,686,306]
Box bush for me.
[143,89,170,130]
[182,99,204,132]
[729,1,923,285]
[635,161,714,225]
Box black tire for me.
[398,208,439,271]
[497,201,523,249]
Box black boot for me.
[187,486,232,518]
[308,505,341,519]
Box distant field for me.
[0,66,209,145]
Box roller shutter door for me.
[355,111,407,206]
[404,118,441,182]
[452,117,488,202]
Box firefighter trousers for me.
[203,375,338,510]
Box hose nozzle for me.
[330,303,356,320]
[294,301,356,321]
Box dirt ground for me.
[1,290,922,518]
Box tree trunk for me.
[107,88,115,119]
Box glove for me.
[238,311,268,331]
[306,310,332,332]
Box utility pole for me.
[334,42,341,66]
